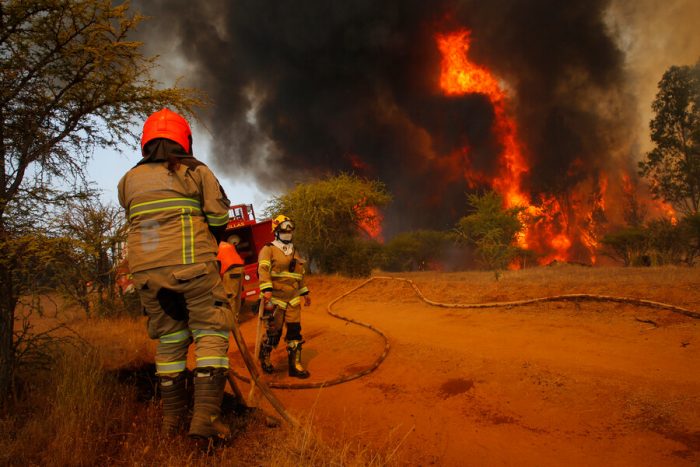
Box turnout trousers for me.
[132,261,233,375]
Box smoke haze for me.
[133,0,700,235]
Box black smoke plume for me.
[133,0,634,235]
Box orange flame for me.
[355,202,384,242]
[578,174,608,264]
[650,195,678,225]
[622,172,677,225]
[434,25,700,268]
[437,30,530,211]
[437,30,595,267]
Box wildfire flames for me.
[437,30,530,210]
[136,1,691,268]
[341,28,677,265]
[356,203,384,242]
[437,29,620,265]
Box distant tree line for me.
[268,174,526,278]
[600,216,700,266]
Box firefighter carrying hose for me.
[118,108,233,439]
[258,215,312,378]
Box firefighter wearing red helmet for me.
[118,108,233,439]
[257,215,312,378]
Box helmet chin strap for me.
[276,231,293,244]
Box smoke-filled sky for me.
[131,0,700,235]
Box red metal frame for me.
[225,204,274,299]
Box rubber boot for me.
[159,373,188,435]
[188,368,231,439]
[259,343,275,374]
[259,328,281,374]
[287,340,310,379]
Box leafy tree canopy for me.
[265,173,391,275]
[455,191,524,277]
[600,227,649,266]
[0,0,204,223]
[639,60,700,215]
[0,0,204,403]
[382,230,455,272]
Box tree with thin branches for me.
[266,174,391,276]
[455,191,524,279]
[0,0,204,403]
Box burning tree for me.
[639,60,700,216]
[0,0,203,404]
[266,174,391,276]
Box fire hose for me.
[227,313,300,427]
[230,275,700,396]
[225,269,300,427]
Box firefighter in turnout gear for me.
[258,215,312,378]
[118,108,233,439]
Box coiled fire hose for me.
[230,275,700,407]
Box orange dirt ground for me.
[230,266,700,466]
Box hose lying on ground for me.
[228,316,300,427]
[230,276,391,390]
[389,276,700,320]
[230,275,700,391]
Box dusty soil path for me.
[230,266,700,466]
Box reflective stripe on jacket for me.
[257,244,309,301]
[118,158,230,273]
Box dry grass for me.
[5,265,696,466]
[1,308,401,466]
[265,403,410,467]
[0,343,134,466]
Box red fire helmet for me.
[141,108,192,154]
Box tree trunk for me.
[0,8,13,407]
[0,233,16,408]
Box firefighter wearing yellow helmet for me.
[118,109,233,439]
[257,215,312,378]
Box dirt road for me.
[230,267,700,466]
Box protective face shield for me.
[277,220,294,232]
[272,215,295,243]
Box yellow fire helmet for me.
[271,214,295,233]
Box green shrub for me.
[382,230,455,271]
